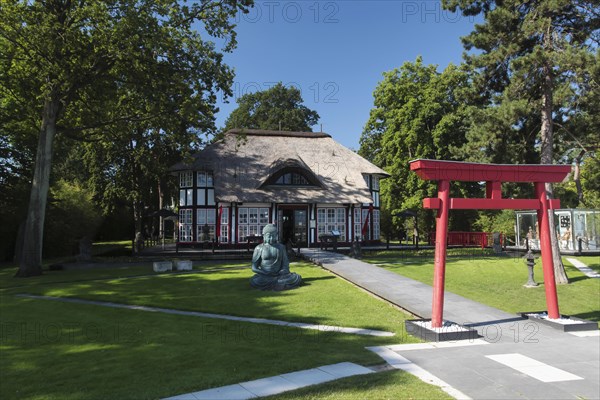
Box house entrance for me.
[279,207,308,247]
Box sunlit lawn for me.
[266,369,451,400]
[0,261,452,400]
[362,251,600,324]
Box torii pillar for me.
[410,159,571,328]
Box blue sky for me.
[213,1,481,150]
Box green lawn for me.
[266,369,452,400]
[0,261,449,400]
[362,251,600,324]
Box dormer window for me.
[275,172,310,186]
[260,159,323,189]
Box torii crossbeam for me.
[410,159,571,328]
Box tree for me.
[359,58,474,236]
[1,0,253,277]
[444,0,600,284]
[222,82,320,132]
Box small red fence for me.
[429,231,503,249]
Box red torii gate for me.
[410,159,571,328]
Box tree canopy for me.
[359,58,474,234]
[222,82,320,132]
[443,0,600,283]
[1,0,253,276]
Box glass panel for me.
[197,189,205,206]
[248,225,259,237]
[238,225,248,242]
[336,208,345,223]
[206,209,216,224]
[239,208,248,224]
[179,190,186,206]
[220,207,228,223]
[373,192,380,207]
[207,189,215,205]
[197,172,206,187]
[259,208,269,224]
[197,209,206,225]
[327,209,335,223]
[207,172,213,187]
[220,225,228,243]
[317,209,326,223]
[249,208,258,224]
[180,172,192,188]
[186,189,193,205]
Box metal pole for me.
[432,180,450,328]
[535,182,560,319]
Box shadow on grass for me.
[0,292,400,400]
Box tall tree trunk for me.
[541,51,569,285]
[158,179,164,239]
[16,96,61,277]
[573,150,585,206]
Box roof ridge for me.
[225,128,331,138]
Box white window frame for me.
[180,171,193,188]
[318,207,347,241]
[238,207,269,241]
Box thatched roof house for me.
[171,129,388,247]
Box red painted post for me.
[535,182,560,319]
[432,179,451,328]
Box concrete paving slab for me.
[239,376,300,397]
[163,383,257,400]
[316,362,374,378]
[279,368,337,387]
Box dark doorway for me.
[279,207,308,247]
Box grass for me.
[0,260,449,400]
[266,369,452,400]
[362,251,600,324]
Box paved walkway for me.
[301,249,600,400]
[163,362,374,400]
[566,257,600,278]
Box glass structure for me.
[516,209,600,252]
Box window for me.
[362,208,371,240]
[372,176,380,190]
[373,191,380,207]
[180,171,193,188]
[219,207,229,243]
[196,209,217,241]
[179,209,193,242]
[354,208,362,240]
[179,189,194,206]
[197,172,215,206]
[317,207,346,241]
[239,208,248,224]
[197,172,213,187]
[274,172,310,185]
[373,210,380,240]
[238,207,269,242]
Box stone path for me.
[300,249,600,400]
[163,362,374,400]
[300,248,514,326]
[566,257,600,278]
[16,294,394,337]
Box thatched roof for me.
[171,129,389,204]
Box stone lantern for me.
[523,249,539,288]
